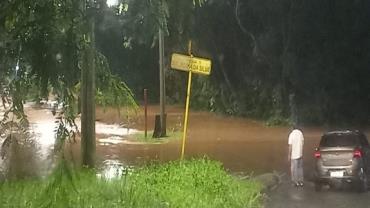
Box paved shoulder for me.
[265,176,370,208]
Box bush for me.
[0,159,262,208]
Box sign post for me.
[181,70,192,160]
[144,89,148,138]
[170,41,212,160]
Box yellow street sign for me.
[171,42,212,160]
[171,53,190,72]
[189,57,211,75]
[171,53,212,75]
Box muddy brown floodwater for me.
[1,104,369,179]
[94,105,369,177]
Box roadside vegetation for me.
[128,130,182,143]
[0,159,262,208]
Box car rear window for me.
[320,134,360,147]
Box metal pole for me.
[181,40,193,160]
[181,71,192,160]
[144,89,148,138]
[159,28,166,137]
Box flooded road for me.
[1,104,369,180]
[2,104,370,207]
[94,105,328,176]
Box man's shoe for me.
[298,181,304,187]
[292,181,300,187]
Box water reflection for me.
[97,159,134,179]
[30,121,56,154]
[0,105,139,179]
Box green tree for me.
[0,0,137,169]
[102,0,370,126]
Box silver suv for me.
[314,130,369,192]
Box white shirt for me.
[288,129,304,159]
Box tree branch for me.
[235,0,257,55]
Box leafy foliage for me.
[0,0,138,154]
[95,52,137,110]
[0,159,262,208]
[96,0,370,125]
[163,0,370,125]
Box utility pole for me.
[159,28,166,137]
[81,0,96,168]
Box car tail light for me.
[354,149,363,158]
[314,150,321,158]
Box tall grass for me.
[0,159,262,208]
[129,130,182,143]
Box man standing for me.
[288,126,304,187]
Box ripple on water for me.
[98,136,126,145]
[95,122,138,136]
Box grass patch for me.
[0,159,262,208]
[128,130,182,143]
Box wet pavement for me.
[266,176,370,208]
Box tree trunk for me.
[81,9,96,168]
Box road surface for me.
[266,176,370,208]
